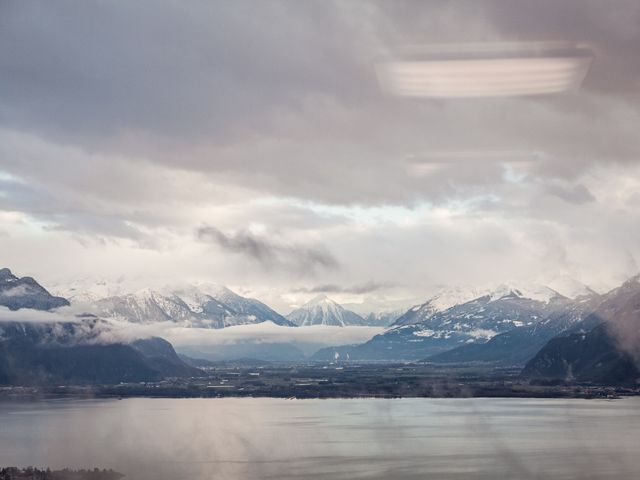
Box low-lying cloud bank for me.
[102,320,383,349]
[0,307,383,353]
[0,305,79,324]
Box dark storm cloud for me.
[197,226,339,273]
[0,0,374,147]
[1,0,639,210]
[544,183,596,205]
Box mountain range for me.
[309,276,639,384]
[2,266,639,386]
[92,285,295,328]
[427,294,602,365]
[60,283,393,328]
[312,285,574,361]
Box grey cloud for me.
[0,1,374,148]
[544,183,596,205]
[0,175,160,245]
[0,175,144,241]
[1,1,640,295]
[294,281,393,295]
[0,305,78,324]
[197,225,339,273]
[623,251,639,279]
[1,1,640,210]
[0,130,256,243]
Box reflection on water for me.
[1,397,639,479]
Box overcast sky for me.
[1,0,640,313]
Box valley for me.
[2,266,640,394]
[1,362,636,401]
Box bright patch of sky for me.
[254,196,501,227]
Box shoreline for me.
[1,384,635,401]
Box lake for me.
[1,397,639,479]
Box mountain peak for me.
[288,295,365,327]
[487,284,564,303]
[307,294,334,306]
[133,287,162,298]
[0,268,17,282]
[194,283,242,303]
[392,283,566,328]
[603,273,640,299]
[545,276,598,300]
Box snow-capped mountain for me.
[170,286,236,319]
[428,292,602,365]
[391,284,563,328]
[341,295,418,327]
[49,276,138,305]
[362,309,406,327]
[391,286,490,328]
[95,289,214,327]
[287,295,367,327]
[89,285,294,328]
[191,284,292,326]
[312,285,571,361]
[543,276,598,300]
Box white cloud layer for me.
[0,307,383,352]
[100,321,384,349]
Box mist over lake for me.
[2,397,639,480]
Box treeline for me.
[0,468,123,480]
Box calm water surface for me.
[0,397,639,480]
